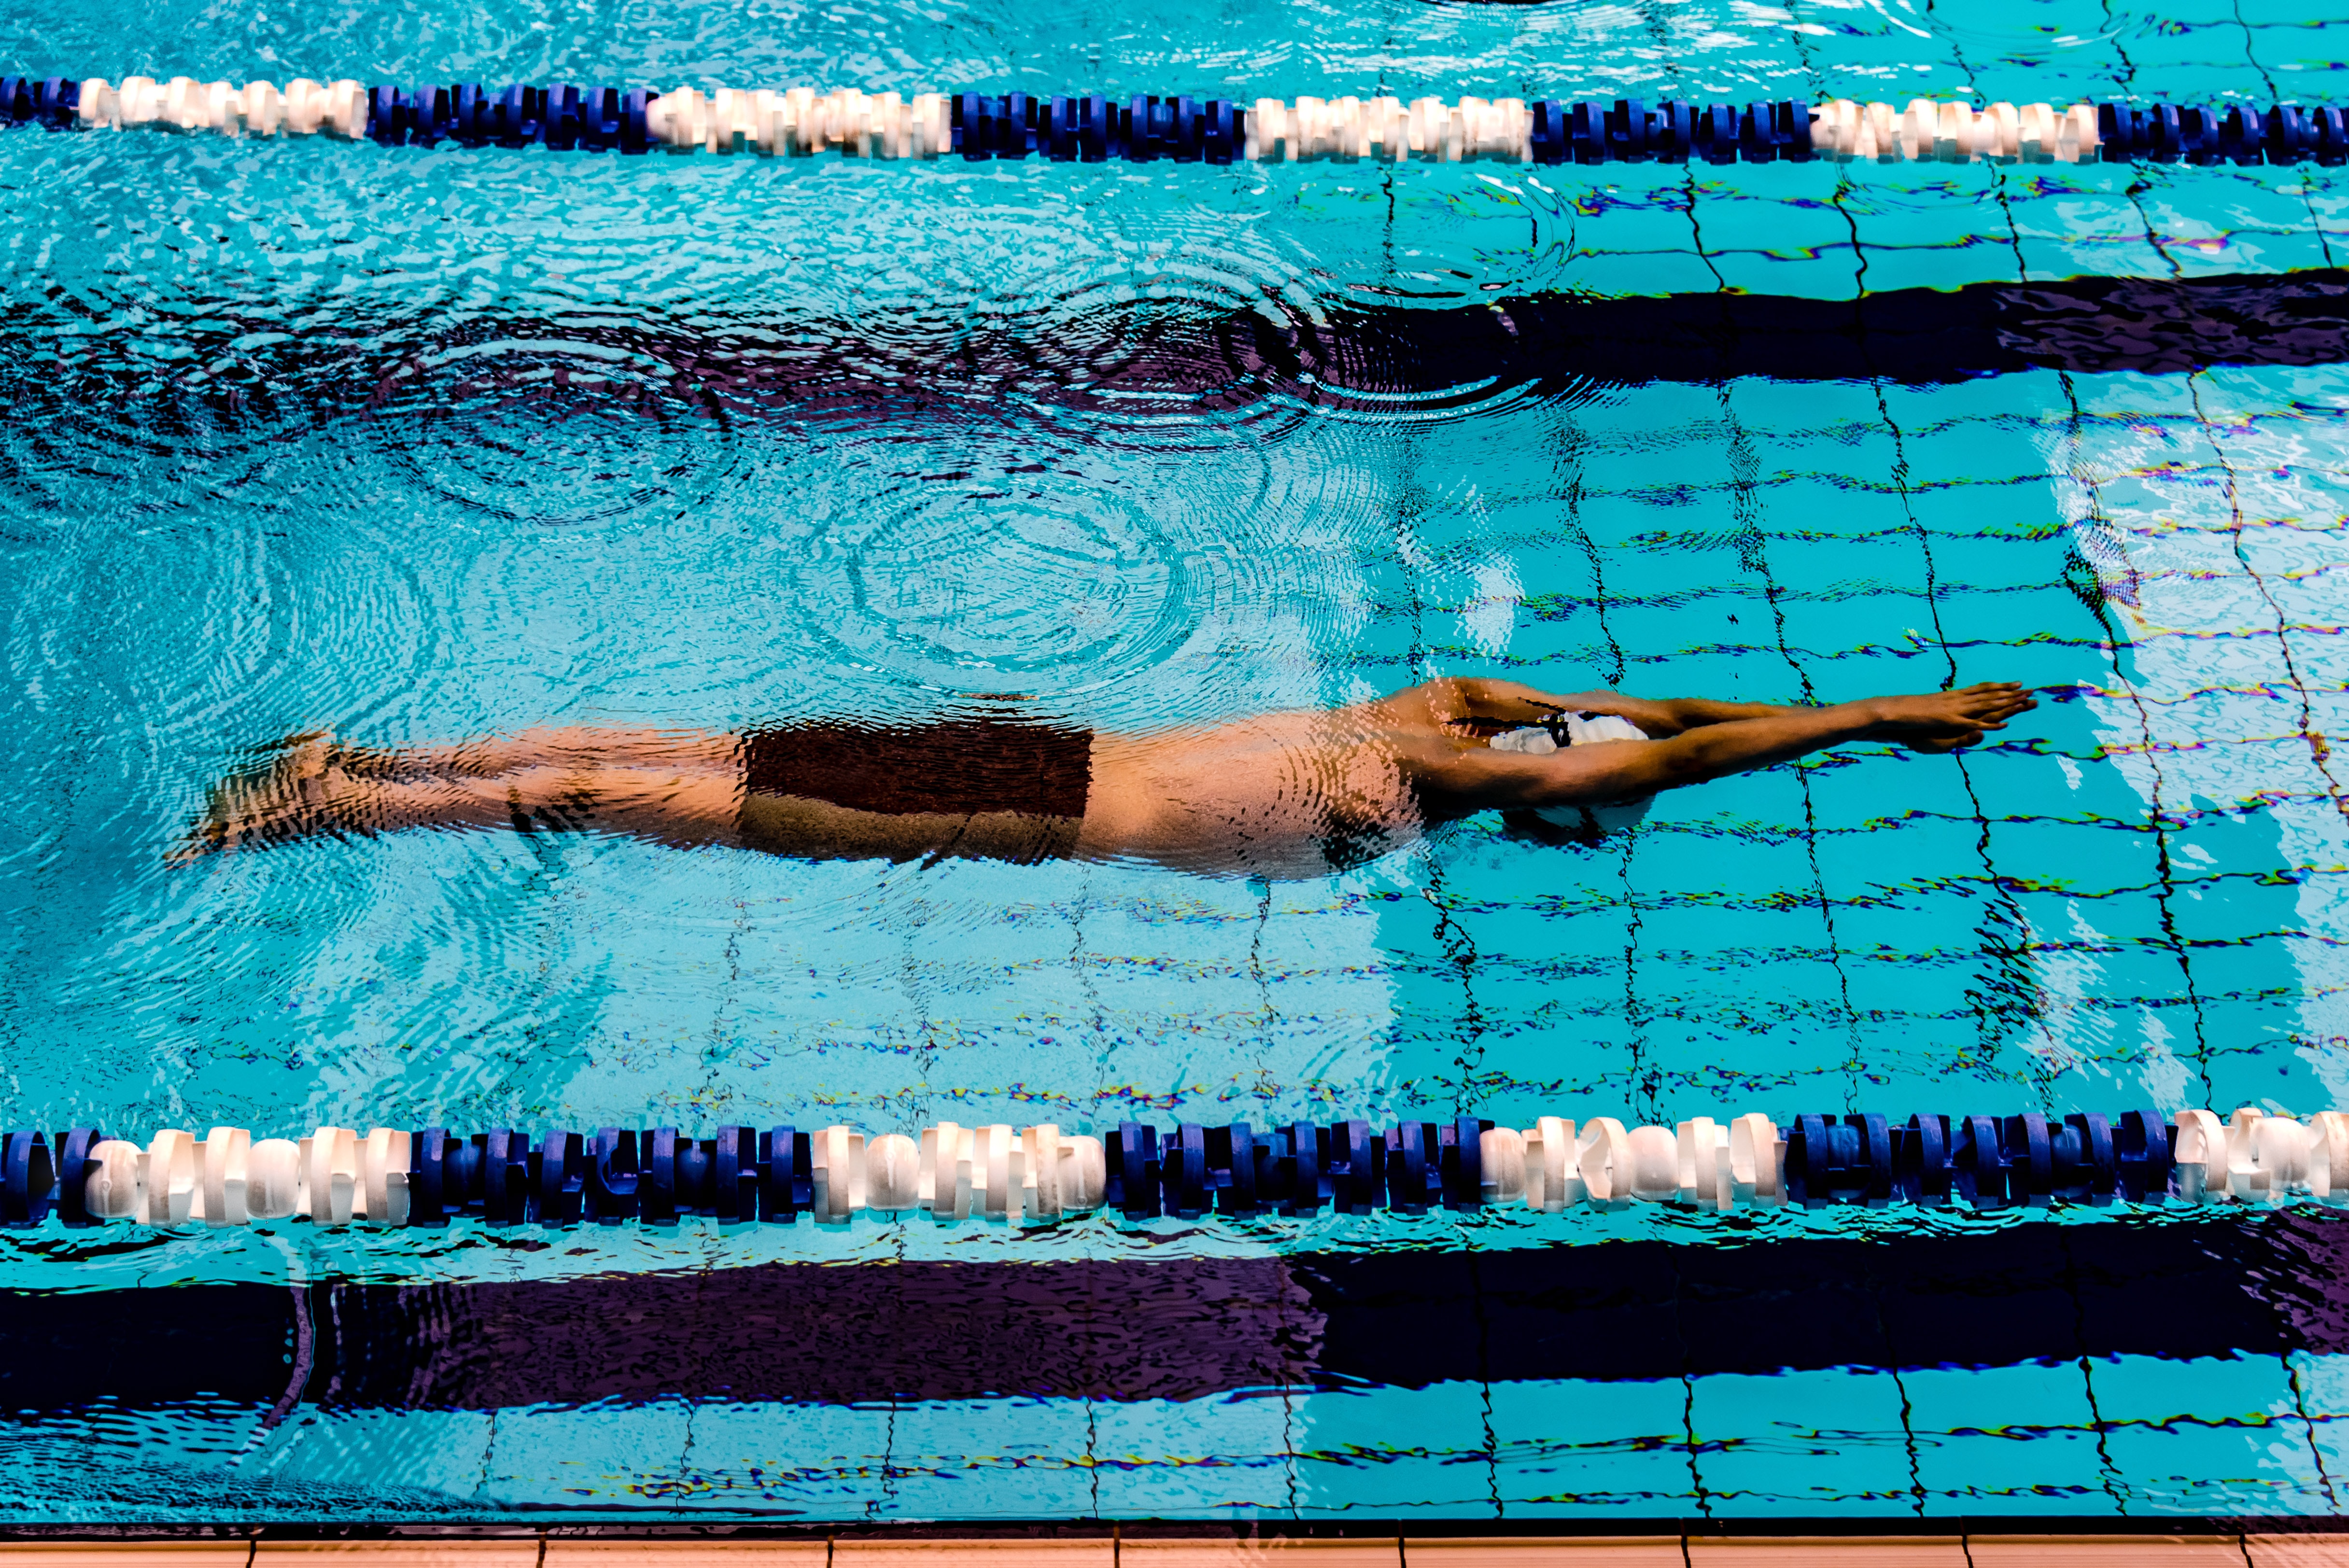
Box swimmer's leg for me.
[178,728,747,858]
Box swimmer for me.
[183,679,2036,879]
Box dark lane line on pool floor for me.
[8,268,2348,429]
[2,1210,2343,1411]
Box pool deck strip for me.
[3,1539,2349,1565]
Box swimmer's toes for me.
[173,791,267,861]
[163,824,224,866]
[182,733,350,861]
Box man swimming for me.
[187,679,2035,880]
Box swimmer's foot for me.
[174,733,379,860]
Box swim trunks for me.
[736,717,1094,864]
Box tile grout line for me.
[2053,373,2218,1103]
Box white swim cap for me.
[1490,713,1652,834]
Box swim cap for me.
[1489,713,1652,834]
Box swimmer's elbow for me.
[1575,743,1713,801]
[1651,747,1716,787]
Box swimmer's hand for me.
[1867,683,2038,753]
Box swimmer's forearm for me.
[1635,701,1887,787]
[1651,697,1815,728]
[1541,686,2029,800]
[1524,690,1812,737]
[1435,681,1816,734]
[1460,700,1884,807]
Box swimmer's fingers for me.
[1878,683,2036,755]
[1953,683,2038,718]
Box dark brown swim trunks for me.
[736,717,1094,864]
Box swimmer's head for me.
[1490,713,1654,838]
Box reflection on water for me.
[2,0,2348,1526]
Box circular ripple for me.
[793,456,1194,698]
[361,342,750,532]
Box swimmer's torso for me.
[1075,702,1477,878]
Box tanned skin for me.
[183,680,2036,880]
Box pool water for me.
[2,0,2349,1526]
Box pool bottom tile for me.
[1291,1380,1500,1518]
[1898,1361,2119,1516]
[1488,1377,1702,1516]
[2088,1354,2330,1516]
[1087,1393,1297,1519]
[1687,1368,1924,1516]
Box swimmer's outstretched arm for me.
[1403,678,1826,739]
[1427,683,2038,810]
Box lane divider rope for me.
[4,73,2346,166]
[0,1106,2336,1230]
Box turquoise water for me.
[2,0,2349,1526]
